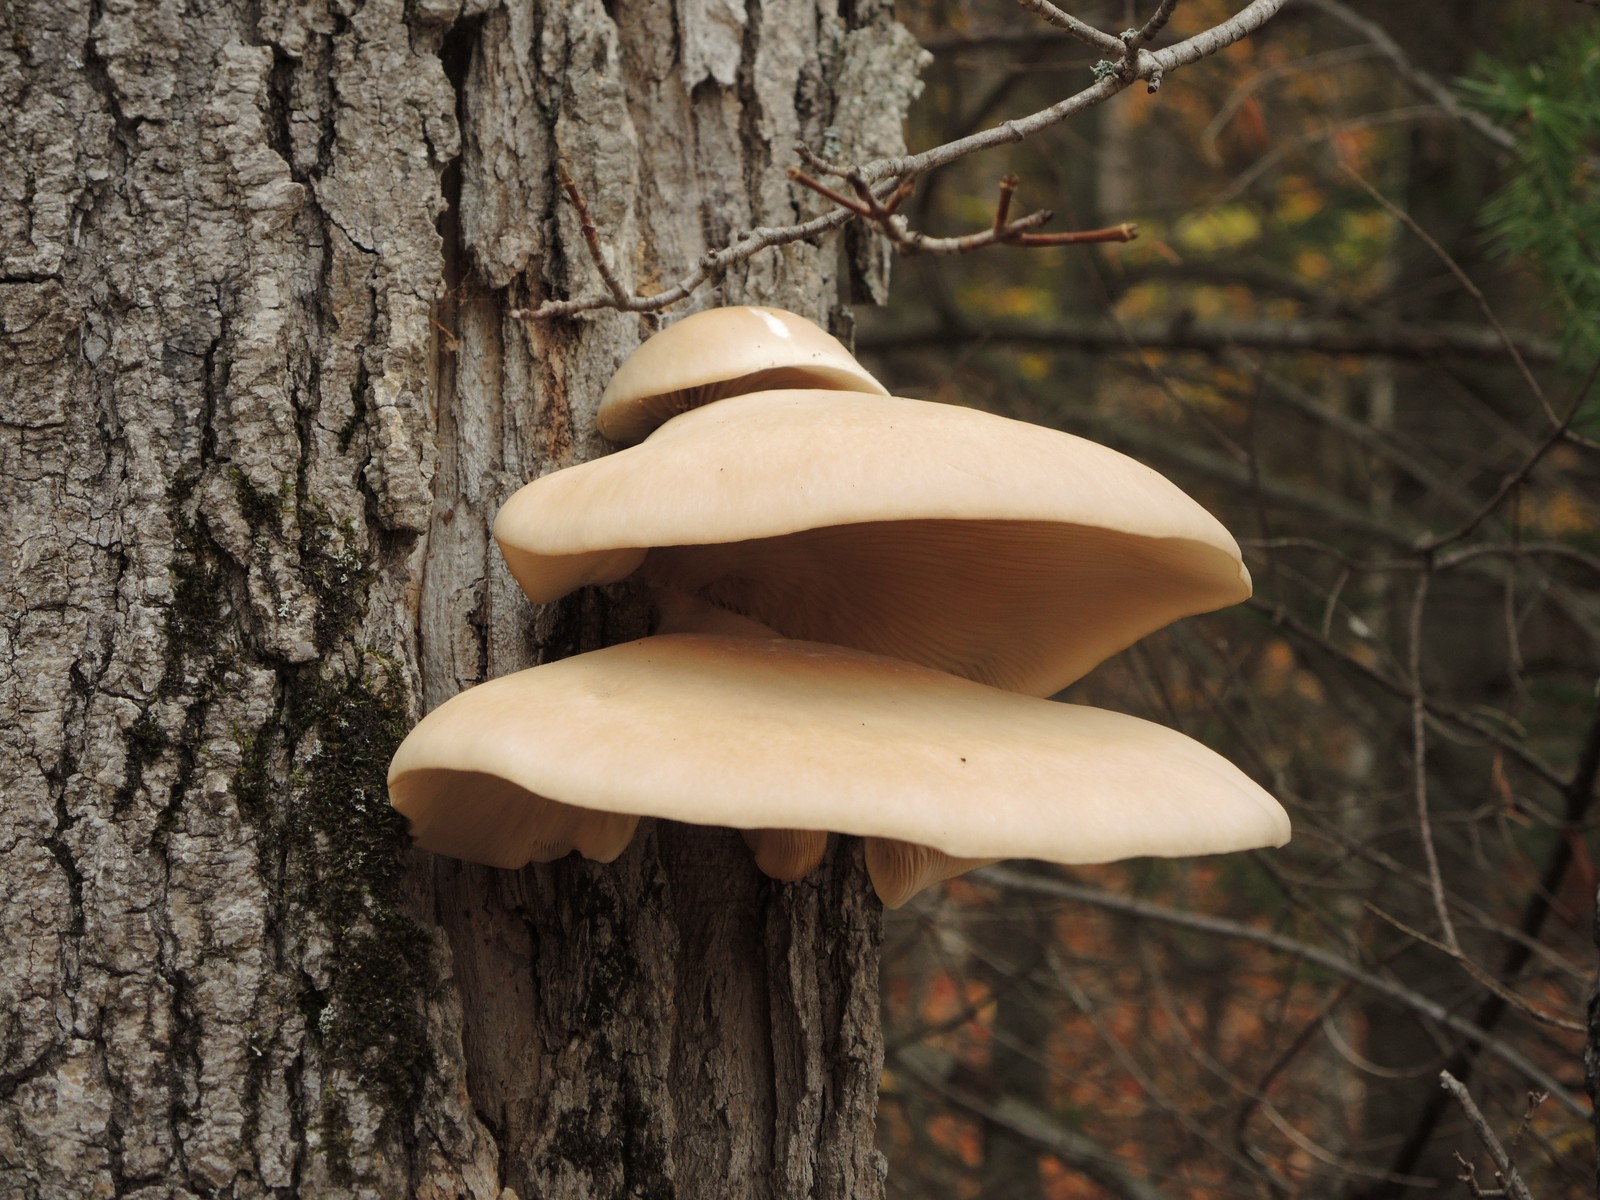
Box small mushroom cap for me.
[495,390,1251,696]
[387,634,1290,906]
[597,306,888,444]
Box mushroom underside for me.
[387,635,1288,906]
[390,768,639,867]
[599,365,887,445]
[646,519,1247,695]
[502,518,1247,696]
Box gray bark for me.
[0,0,924,1195]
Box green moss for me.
[161,470,230,689]
[229,466,284,537]
[141,472,235,835]
[545,1079,673,1199]
[233,726,283,888]
[116,707,173,814]
[298,507,371,653]
[127,710,170,761]
[617,1076,673,1200]
[289,661,432,1123]
[165,463,434,1157]
[164,538,227,674]
[547,1107,613,1173]
[228,656,432,1170]
[337,363,368,453]
[238,1026,271,1147]
[320,1094,355,1184]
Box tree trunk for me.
[0,1,924,1195]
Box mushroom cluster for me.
[389,307,1289,906]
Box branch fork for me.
[512,0,1288,319]
[787,168,1137,257]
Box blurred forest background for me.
[858,1,1600,1197]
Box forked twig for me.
[555,159,629,305]
[513,0,1289,319]
[787,168,1138,256]
[1363,904,1585,1032]
[1439,1072,1539,1200]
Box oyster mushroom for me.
[387,634,1290,907]
[495,389,1249,698]
[598,306,888,445]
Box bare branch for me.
[1048,948,1295,1189]
[1341,164,1563,430]
[1439,1072,1539,1200]
[1013,0,1125,55]
[1249,597,1567,793]
[1437,541,1600,575]
[978,868,1587,1115]
[1134,0,1184,44]
[894,1045,1182,1200]
[1145,0,1288,75]
[788,168,1138,256]
[1302,0,1518,154]
[1363,905,1586,1033]
[554,160,629,304]
[518,0,1291,319]
[1414,351,1600,553]
[1245,537,1600,578]
[1406,572,1460,952]
[510,205,859,320]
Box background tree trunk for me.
[0,1,925,1195]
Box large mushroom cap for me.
[597,306,888,445]
[388,634,1289,907]
[495,390,1251,697]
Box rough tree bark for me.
[0,1,925,1196]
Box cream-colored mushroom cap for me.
[387,634,1290,907]
[597,306,888,444]
[495,390,1252,697]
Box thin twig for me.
[553,160,629,304]
[1134,0,1183,44]
[1414,351,1600,552]
[516,0,1290,318]
[789,168,1137,256]
[1437,540,1600,575]
[794,141,852,178]
[979,869,1586,1114]
[894,1046,1183,1200]
[1381,695,1600,1183]
[1363,904,1585,1032]
[785,168,870,215]
[1015,223,1139,246]
[993,172,1019,232]
[859,316,1562,364]
[1047,947,1297,1189]
[1305,0,1516,151]
[1341,164,1559,428]
[1439,1071,1538,1200]
[1240,536,1600,577]
[1407,571,1460,952]
[1251,597,1566,793]
[510,205,860,320]
[1014,0,1126,54]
